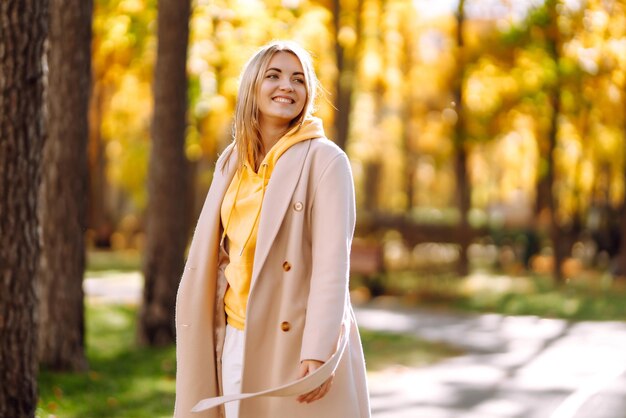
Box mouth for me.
[272,96,295,104]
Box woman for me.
[174,40,371,418]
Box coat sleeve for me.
[300,152,356,362]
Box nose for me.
[279,78,295,92]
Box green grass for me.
[456,275,626,321]
[37,303,457,418]
[37,304,175,418]
[371,271,626,322]
[360,329,462,371]
[86,250,142,274]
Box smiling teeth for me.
[273,97,293,103]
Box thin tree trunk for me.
[617,83,626,279]
[545,0,565,282]
[0,0,48,415]
[402,30,417,212]
[332,0,362,151]
[38,0,92,371]
[138,0,191,346]
[618,182,626,278]
[363,161,382,212]
[454,0,471,277]
[88,81,114,248]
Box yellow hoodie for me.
[220,118,325,330]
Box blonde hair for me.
[222,40,319,171]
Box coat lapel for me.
[250,140,311,288]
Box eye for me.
[266,73,279,79]
[293,78,305,84]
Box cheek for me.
[297,98,307,114]
[298,87,308,104]
[259,82,271,97]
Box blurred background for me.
[89,0,626,286]
[2,0,626,417]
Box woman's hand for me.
[296,359,334,403]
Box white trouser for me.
[222,324,245,418]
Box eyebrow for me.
[265,67,305,76]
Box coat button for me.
[282,261,291,271]
[293,201,304,211]
[280,321,291,332]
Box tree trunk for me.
[454,0,471,277]
[138,0,191,346]
[618,189,626,278]
[332,0,362,151]
[38,0,92,371]
[0,1,48,416]
[617,83,626,279]
[545,0,565,282]
[363,161,382,212]
[88,81,114,248]
[402,31,417,213]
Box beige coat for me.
[174,138,371,418]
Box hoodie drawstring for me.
[239,163,268,256]
[221,163,269,256]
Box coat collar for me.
[189,145,238,263]
[208,148,239,214]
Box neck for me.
[259,120,290,154]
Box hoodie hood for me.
[249,116,325,173]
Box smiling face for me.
[257,51,307,131]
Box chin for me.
[271,114,299,125]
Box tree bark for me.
[38,0,92,371]
[138,0,191,346]
[0,1,48,416]
[453,0,471,277]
